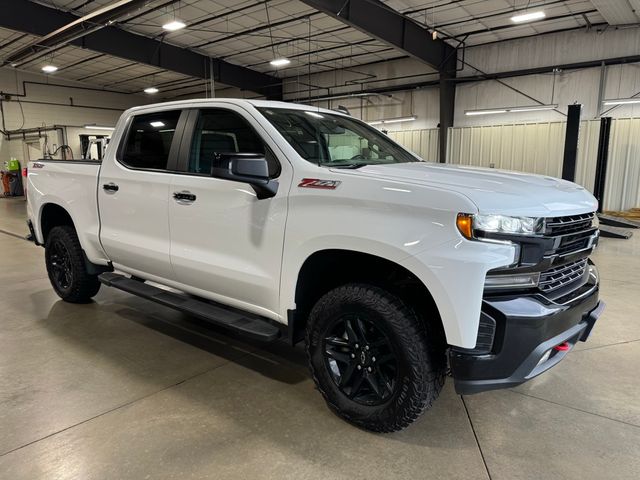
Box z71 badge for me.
[298,178,341,189]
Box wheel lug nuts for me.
[355,344,359,349]
[350,353,355,358]
[372,356,376,362]
[357,365,362,370]
[365,345,369,351]
[367,367,372,372]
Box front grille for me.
[545,212,596,257]
[539,258,588,293]
[545,212,595,236]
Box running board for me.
[98,272,281,342]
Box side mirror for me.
[211,153,278,200]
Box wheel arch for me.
[40,202,76,243]
[289,249,446,349]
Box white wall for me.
[0,68,150,165]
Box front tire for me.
[45,225,101,303]
[306,284,446,432]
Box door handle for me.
[103,182,119,192]
[173,190,196,204]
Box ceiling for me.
[0,0,638,99]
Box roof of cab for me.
[122,98,344,117]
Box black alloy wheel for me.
[306,284,446,432]
[48,239,74,291]
[323,314,399,405]
[44,225,101,303]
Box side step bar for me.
[98,272,281,342]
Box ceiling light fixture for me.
[150,121,165,128]
[511,11,546,23]
[465,105,557,116]
[509,105,558,112]
[84,125,115,131]
[144,87,159,94]
[602,98,640,105]
[465,109,508,116]
[42,65,58,73]
[162,20,186,31]
[270,58,291,67]
[367,116,417,125]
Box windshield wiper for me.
[321,163,367,169]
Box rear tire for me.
[45,225,101,303]
[306,283,446,432]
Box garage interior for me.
[1,0,640,478]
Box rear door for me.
[168,106,291,316]
[98,108,186,279]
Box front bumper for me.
[450,265,604,395]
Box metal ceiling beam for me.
[0,0,283,99]
[300,0,457,73]
[2,0,154,66]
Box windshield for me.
[257,107,420,167]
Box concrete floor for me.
[1,196,639,480]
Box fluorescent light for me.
[465,105,557,116]
[163,20,186,31]
[144,87,159,94]
[84,125,114,131]
[42,65,58,73]
[465,109,508,116]
[150,121,165,127]
[383,116,417,124]
[367,116,416,125]
[511,11,546,23]
[270,58,291,67]
[603,98,640,105]
[509,105,558,112]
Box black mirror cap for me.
[212,153,269,180]
[211,153,277,200]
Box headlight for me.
[457,213,543,239]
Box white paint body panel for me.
[27,99,598,349]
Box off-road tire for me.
[45,225,101,303]
[306,283,446,432]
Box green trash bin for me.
[7,158,20,172]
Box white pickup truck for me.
[27,99,604,432]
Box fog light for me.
[536,349,552,367]
[484,272,540,290]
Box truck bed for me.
[27,158,106,264]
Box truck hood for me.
[349,162,597,216]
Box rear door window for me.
[120,110,182,170]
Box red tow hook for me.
[554,341,571,352]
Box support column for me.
[439,74,456,163]
[593,117,612,213]
[561,104,582,181]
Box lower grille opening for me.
[539,258,588,293]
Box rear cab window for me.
[119,110,182,170]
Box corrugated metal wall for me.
[446,121,601,192]
[387,129,440,161]
[606,118,640,211]
[389,120,640,211]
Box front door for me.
[99,108,185,280]
[168,106,291,317]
